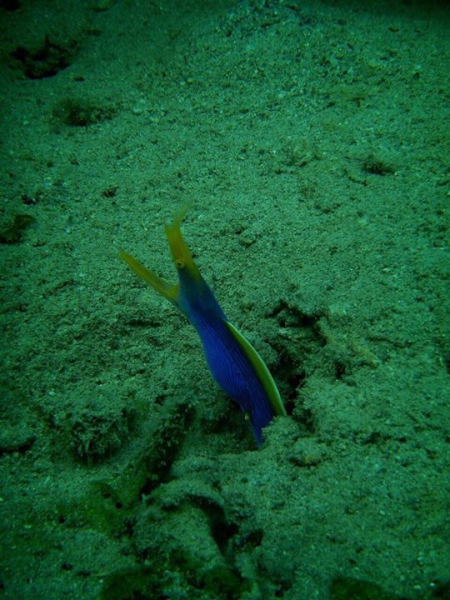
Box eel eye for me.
[175,259,185,269]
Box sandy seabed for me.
[0,1,449,599]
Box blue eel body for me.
[120,205,286,445]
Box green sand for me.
[0,1,449,598]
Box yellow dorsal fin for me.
[226,322,286,416]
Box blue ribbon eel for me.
[119,205,286,445]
